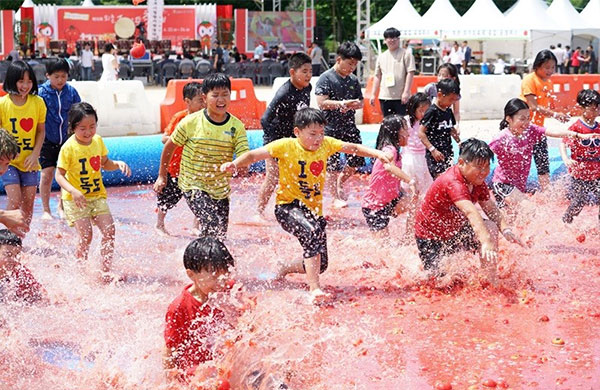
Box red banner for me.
[57,7,195,47]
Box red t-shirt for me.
[415,165,490,240]
[164,284,225,373]
[164,110,189,177]
[564,119,600,181]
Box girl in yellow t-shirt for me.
[55,103,131,281]
[0,61,46,229]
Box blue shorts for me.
[1,166,40,187]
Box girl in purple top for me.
[362,115,416,239]
[401,93,433,198]
[489,98,588,210]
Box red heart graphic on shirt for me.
[89,155,101,171]
[19,118,34,132]
[309,160,324,176]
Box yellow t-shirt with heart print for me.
[266,136,344,216]
[57,134,108,200]
[0,94,47,172]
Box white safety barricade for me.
[71,80,158,136]
[458,75,522,120]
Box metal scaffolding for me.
[356,0,371,85]
[273,0,281,12]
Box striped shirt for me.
[171,109,249,199]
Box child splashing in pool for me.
[55,102,131,281]
[560,89,600,228]
[489,98,591,217]
[415,138,524,283]
[361,115,417,240]
[221,108,391,299]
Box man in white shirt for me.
[80,43,95,80]
[552,43,567,74]
[448,41,464,71]
[254,41,265,61]
[370,28,416,117]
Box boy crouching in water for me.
[221,108,391,299]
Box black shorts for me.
[157,173,184,212]
[39,140,62,169]
[362,195,402,231]
[183,190,229,239]
[425,150,453,179]
[325,127,365,171]
[533,136,550,176]
[379,99,407,117]
[416,223,480,273]
[274,200,328,273]
[491,182,515,208]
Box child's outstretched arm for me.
[383,164,417,194]
[559,141,574,168]
[101,155,131,176]
[221,147,271,173]
[339,142,392,163]
[55,168,87,208]
[545,128,597,140]
[418,124,445,162]
[479,198,525,248]
[454,199,497,262]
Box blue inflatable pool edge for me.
[0,130,570,193]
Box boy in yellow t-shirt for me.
[55,103,131,281]
[154,73,249,240]
[221,108,391,299]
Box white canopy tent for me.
[547,0,600,38]
[420,0,462,40]
[365,0,427,40]
[580,0,600,26]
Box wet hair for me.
[201,72,231,94]
[183,237,234,273]
[500,98,529,130]
[0,128,20,161]
[437,78,460,96]
[45,58,70,75]
[3,60,38,95]
[383,28,400,39]
[68,102,98,135]
[0,229,22,248]
[336,41,362,61]
[407,92,430,126]
[182,81,203,100]
[104,43,115,53]
[437,63,460,87]
[459,138,494,163]
[532,49,557,70]
[294,107,326,129]
[288,52,311,70]
[375,115,406,155]
[576,89,600,107]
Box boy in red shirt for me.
[560,89,600,225]
[156,82,204,236]
[0,229,46,304]
[415,138,523,280]
[163,237,234,381]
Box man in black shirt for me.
[257,52,313,216]
[315,41,364,208]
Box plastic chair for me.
[256,62,272,85]
[241,62,258,84]
[224,62,240,78]
[118,63,132,80]
[195,63,213,79]
[32,64,47,84]
[179,62,195,79]
[161,63,178,86]
[269,62,285,85]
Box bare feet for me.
[190,227,201,236]
[41,211,53,220]
[57,207,66,220]
[154,225,170,237]
[332,198,348,209]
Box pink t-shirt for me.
[362,145,402,210]
[489,124,546,192]
[404,115,426,154]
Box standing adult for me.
[584,45,596,74]
[552,43,566,74]
[99,43,118,82]
[448,41,464,71]
[80,42,94,81]
[310,41,323,76]
[571,46,582,74]
[254,41,265,61]
[462,41,472,74]
[213,40,224,72]
[564,45,572,74]
[370,28,416,117]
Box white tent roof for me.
[581,0,600,27]
[547,0,600,37]
[420,0,462,38]
[365,0,430,40]
[504,0,569,33]
[443,0,521,40]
